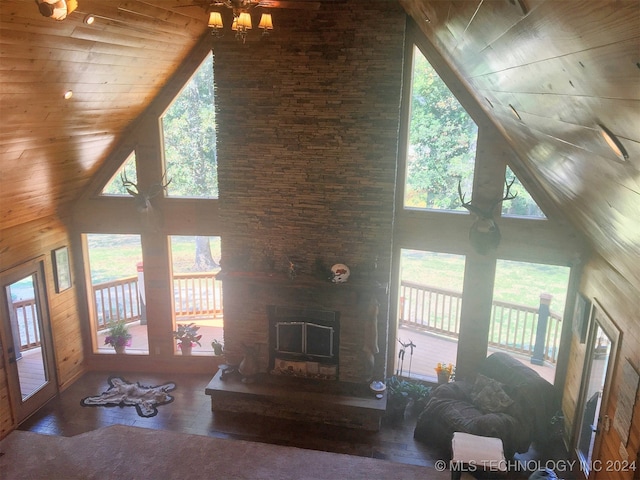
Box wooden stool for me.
[450,432,508,480]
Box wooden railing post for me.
[137,262,147,325]
[531,293,552,365]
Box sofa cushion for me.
[471,374,514,413]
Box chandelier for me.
[207,1,273,42]
[35,0,78,20]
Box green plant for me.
[211,339,224,355]
[172,322,202,347]
[104,320,132,348]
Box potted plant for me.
[435,362,455,384]
[172,322,202,355]
[405,380,432,414]
[104,320,132,354]
[211,339,224,356]
[385,376,411,424]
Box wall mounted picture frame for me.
[572,292,590,344]
[52,246,71,293]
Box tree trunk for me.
[194,236,218,271]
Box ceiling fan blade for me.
[257,1,321,10]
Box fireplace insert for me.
[267,305,340,380]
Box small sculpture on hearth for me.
[238,344,259,384]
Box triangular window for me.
[101,151,137,196]
[161,53,218,199]
[501,166,546,218]
[404,45,478,211]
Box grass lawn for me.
[400,250,570,315]
[86,234,221,284]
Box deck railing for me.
[14,276,561,362]
[93,276,141,330]
[12,299,41,351]
[399,280,563,363]
[92,272,223,331]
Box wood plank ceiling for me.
[0,0,209,231]
[0,0,639,289]
[400,0,640,289]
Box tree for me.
[162,53,218,199]
[162,53,219,270]
[405,47,478,210]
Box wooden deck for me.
[19,318,555,385]
[396,325,556,384]
[16,348,47,398]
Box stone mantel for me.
[215,271,388,296]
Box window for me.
[501,166,545,218]
[101,151,137,196]
[162,53,218,198]
[397,250,466,380]
[490,259,570,384]
[85,234,148,354]
[404,46,478,211]
[169,235,222,354]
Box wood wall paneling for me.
[0,216,85,439]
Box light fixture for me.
[206,1,274,42]
[598,124,629,162]
[509,104,522,121]
[258,12,273,36]
[63,90,73,100]
[232,12,252,42]
[83,14,95,25]
[35,0,78,21]
[208,11,224,37]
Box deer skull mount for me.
[121,172,172,231]
[458,178,517,255]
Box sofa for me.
[414,352,557,458]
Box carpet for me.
[80,376,176,417]
[0,425,451,480]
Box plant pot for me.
[180,343,192,355]
[437,372,450,384]
[114,345,126,354]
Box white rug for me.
[0,425,451,480]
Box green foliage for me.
[104,320,132,347]
[162,53,218,198]
[404,46,542,217]
[172,322,202,346]
[405,46,477,210]
[102,152,137,196]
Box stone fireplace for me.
[268,305,340,380]
[205,1,406,429]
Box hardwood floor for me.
[17,371,442,468]
[17,371,572,478]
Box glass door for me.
[574,300,620,478]
[1,261,57,424]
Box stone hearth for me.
[205,370,387,431]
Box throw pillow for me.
[471,374,514,413]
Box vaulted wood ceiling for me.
[1,0,638,288]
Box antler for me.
[457,180,485,217]
[490,177,518,212]
[120,171,140,197]
[146,172,172,199]
[458,178,518,218]
[120,171,172,213]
